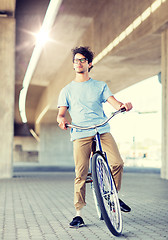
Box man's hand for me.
[58,119,70,130]
[121,102,133,111]
[57,106,70,130]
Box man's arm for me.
[107,96,133,111]
[57,106,70,130]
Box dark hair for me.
[71,46,94,72]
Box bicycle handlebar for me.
[66,107,126,130]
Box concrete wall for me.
[39,124,74,167]
[13,124,75,169]
[13,136,39,163]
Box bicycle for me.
[66,107,126,236]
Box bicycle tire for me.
[92,152,123,236]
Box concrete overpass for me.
[0,0,168,179]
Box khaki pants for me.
[73,132,124,211]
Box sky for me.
[103,75,162,144]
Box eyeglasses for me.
[73,58,88,64]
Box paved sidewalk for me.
[0,171,168,240]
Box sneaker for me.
[119,199,131,212]
[69,216,85,228]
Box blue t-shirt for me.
[57,78,113,141]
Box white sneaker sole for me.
[69,223,85,228]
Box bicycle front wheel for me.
[92,153,123,236]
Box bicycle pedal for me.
[86,177,93,183]
[87,172,92,176]
[86,179,93,183]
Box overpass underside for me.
[0,0,168,179]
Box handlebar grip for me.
[121,107,126,112]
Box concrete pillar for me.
[0,17,15,178]
[161,29,168,180]
[39,124,74,167]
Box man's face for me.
[73,53,92,74]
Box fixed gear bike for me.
[67,107,126,236]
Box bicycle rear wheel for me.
[92,152,123,236]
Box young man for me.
[57,46,133,228]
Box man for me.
[57,46,133,228]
